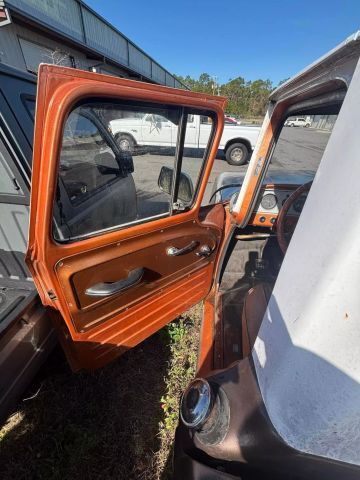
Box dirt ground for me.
[0,306,202,480]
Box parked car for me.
[224,116,236,125]
[225,114,241,124]
[285,116,311,127]
[2,30,360,480]
[110,111,259,165]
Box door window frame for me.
[53,97,218,243]
[27,64,226,321]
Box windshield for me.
[265,114,338,183]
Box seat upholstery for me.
[242,283,272,357]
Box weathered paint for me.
[253,53,360,465]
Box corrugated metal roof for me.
[6,0,186,88]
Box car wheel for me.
[115,133,135,153]
[225,142,249,166]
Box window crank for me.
[196,244,213,257]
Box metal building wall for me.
[0,21,129,76]
[3,0,184,87]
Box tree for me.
[175,73,273,117]
[42,47,71,67]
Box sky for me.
[85,0,360,86]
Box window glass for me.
[200,115,212,124]
[266,113,338,182]
[53,102,214,242]
[170,114,213,204]
[60,111,119,205]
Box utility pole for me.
[212,76,220,95]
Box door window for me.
[53,101,215,242]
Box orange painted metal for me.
[248,183,303,227]
[196,206,236,374]
[233,103,289,227]
[26,64,227,370]
[57,220,222,332]
[197,296,215,376]
[249,212,277,228]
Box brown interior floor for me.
[217,229,283,368]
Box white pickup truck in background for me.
[110,113,260,165]
[284,117,311,127]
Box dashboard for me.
[249,185,306,227]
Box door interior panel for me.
[58,210,224,332]
[49,205,224,369]
[51,263,214,371]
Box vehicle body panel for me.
[0,63,55,420]
[253,49,360,466]
[0,297,56,421]
[26,65,227,370]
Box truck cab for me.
[2,30,360,480]
[173,32,360,479]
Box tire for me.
[225,142,249,166]
[115,133,135,153]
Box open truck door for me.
[26,65,226,370]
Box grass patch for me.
[0,304,202,480]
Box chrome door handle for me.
[85,267,144,297]
[166,241,198,256]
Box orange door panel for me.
[26,65,226,370]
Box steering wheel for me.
[276,181,312,254]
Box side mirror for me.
[117,149,134,175]
[158,166,194,204]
